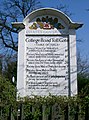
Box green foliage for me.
[0,74,17,119]
[17,95,89,119]
[0,75,16,105]
[0,73,89,119]
[78,74,89,96]
[1,88,89,119]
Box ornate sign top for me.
[12,8,83,30]
[29,16,65,30]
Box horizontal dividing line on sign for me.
[25,34,69,37]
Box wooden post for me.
[39,105,42,120]
[85,104,89,120]
[42,105,48,120]
[8,106,12,120]
[74,105,79,120]
[64,105,68,120]
[48,106,52,120]
[0,106,3,120]
[20,103,24,120]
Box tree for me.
[77,52,89,94]
[0,58,2,74]
[0,0,41,54]
[0,0,72,55]
[77,52,89,77]
[0,0,42,87]
[3,55,17,84]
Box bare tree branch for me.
[77,52,89,78]
[0,0,71,56]
[0,0,41,53]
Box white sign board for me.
[15,8,82,97]
[25,36,68,96]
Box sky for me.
[39,0,89,60]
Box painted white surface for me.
[17,8,79,97]
[17,29,26,97]
[69,29,77,96]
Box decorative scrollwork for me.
[29,16,65,30]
